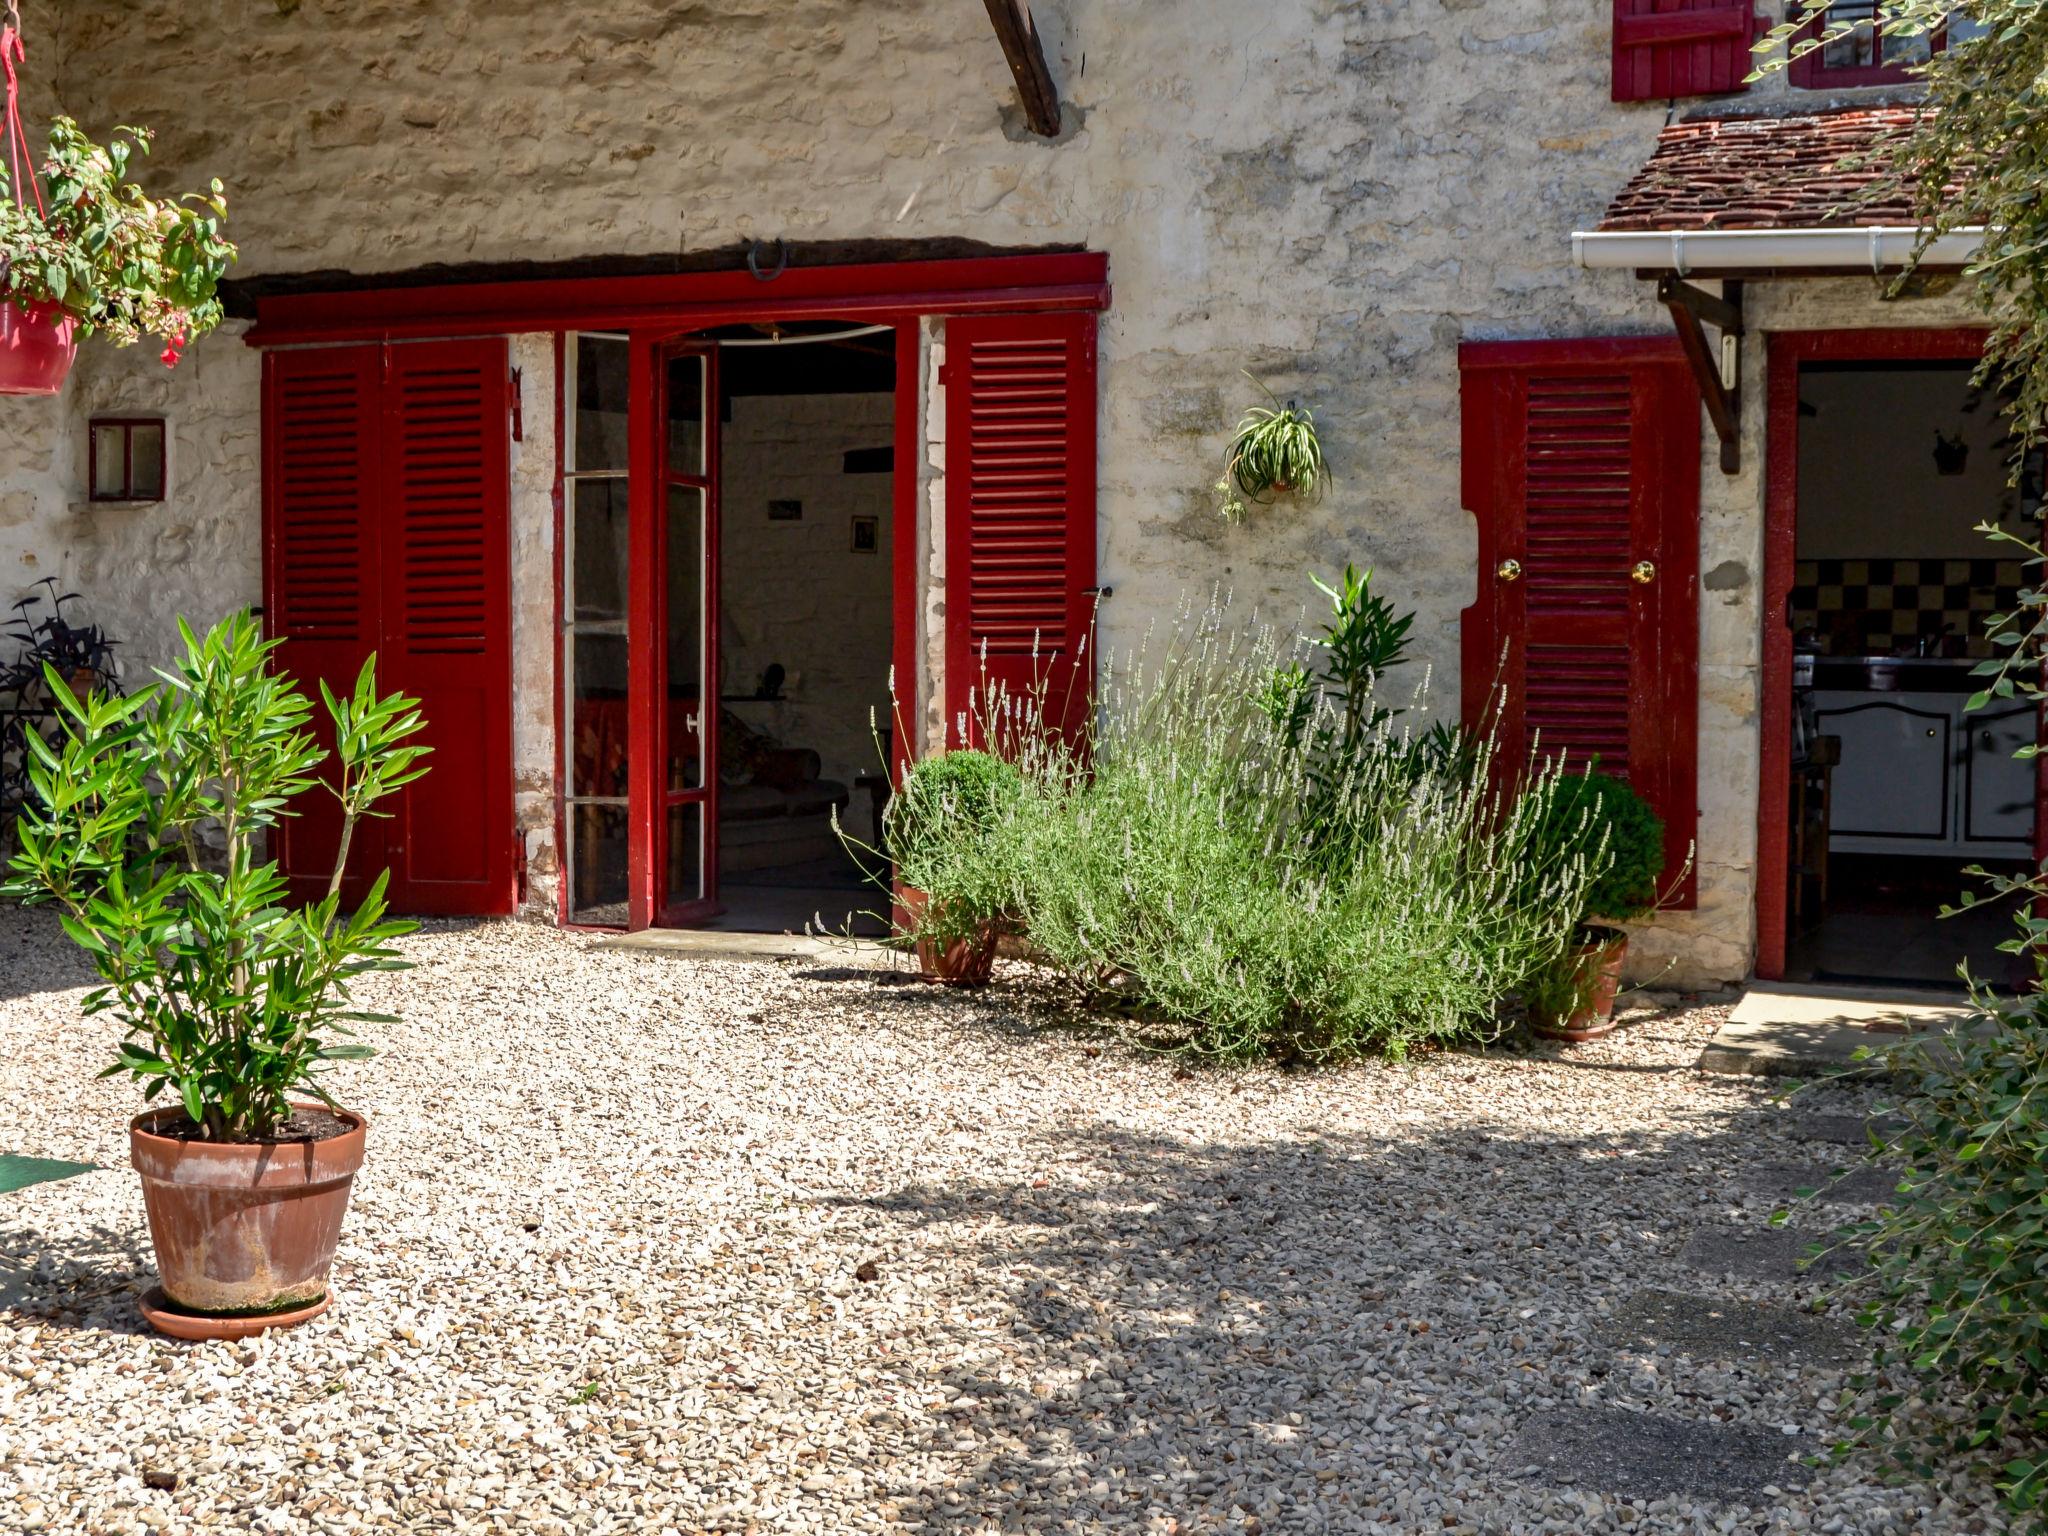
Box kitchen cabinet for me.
[1812,689,2036,856]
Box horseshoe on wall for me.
[746,238,789,282]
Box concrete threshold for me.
[594,927,903,967]
[1698,982,1976,1078]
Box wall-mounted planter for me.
[0,298,77,396]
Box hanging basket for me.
[0,296,75,395]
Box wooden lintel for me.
[1659,277,1742,475]
[982,0,1062,137]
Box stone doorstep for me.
[1698,984,1974,1078]
[1509,1406,1814,1503]
[594,928,903,967]
[1600,1288,1861,1370]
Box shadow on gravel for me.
[829,1104,1898,1532]
[0,1213,153,1335]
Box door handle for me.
[1496,559,1523,582]
[1631,560,1657,585]
[1928,728,1938,738]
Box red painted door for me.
[943,311,1098,748]
[264,339,514,916]
[650,341,719,926]
[265,345,385,902]
[1460,337,1701,906]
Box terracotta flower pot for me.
[893,881,998,987]
[1531,926,1629,1043]
[129,1104,366,1330]
[0,298,78,396]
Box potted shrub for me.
[1522,771,1665,1042]
[0,115,235,394]
[1216,373,1329,522]
[883,748,1022,986]
[4,612,425,1338]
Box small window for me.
[1789,2,1984,89]
[89,417,166,503]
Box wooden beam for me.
[982,0,1061,137]
[1659,276,1742,475]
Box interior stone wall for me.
[718,390,895,789]
[8,0,1965,974]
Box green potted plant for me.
[1216,372,1329,522]
[4,612,424,1338]
[1521,771,1665,1042]
[884,748,1022,986]
[0,116,235,394]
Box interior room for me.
[1786,360,2037,990]
[705,323,895,938]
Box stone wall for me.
[719,390,895,789]
[3,0,1961,977]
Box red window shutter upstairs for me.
[1460,338,1701,908]
[1612,0,1758,102]
[943,312,1097,750]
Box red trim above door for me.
[1756,327,1991,981]
[245,254,1111,347]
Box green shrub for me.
[883,749,1023,946]
[3,613,424,1140]
[1830,940,2048,1522]
[967,597,1599,1063]
[1525,770,1665,924]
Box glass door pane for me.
[657,345,718,921]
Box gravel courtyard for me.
[0,907,2011,1535]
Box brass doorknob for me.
[1630,560,1657,584]
[1496,559,1523,582]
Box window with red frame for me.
[1788,2,1985,89]
[88,417,166,503]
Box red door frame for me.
[1756,326,1992,980]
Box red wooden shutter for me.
[378,339,514,915]
[264,344,384,898]
[262,340,514,917]
[1612,0,1758,102]
[943,312,1097,749]
[1460,337,1700,907]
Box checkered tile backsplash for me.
[1790,558,2026,657]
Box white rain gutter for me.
[1571,225,1985,275]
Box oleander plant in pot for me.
[883,748,1022,986]
[0,115,235,393]
[3,611,425,1337]
[1520,770,1666,1042]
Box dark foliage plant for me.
[1525,771,1665,925]
[882,748,1023,947]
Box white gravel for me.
[0,906,2015,1534]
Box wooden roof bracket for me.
[982,0,1062,137]
[1659,276,1743,475]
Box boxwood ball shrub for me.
[884,748,1024,945]
[1526,770,1664,924]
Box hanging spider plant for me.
[1217,373,1329,522]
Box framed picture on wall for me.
[850,515,878,554]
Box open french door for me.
[626,338,720,928]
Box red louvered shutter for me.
[377,339,513,915]
[1459,337,1700,907]
[263,339,514,916]
[264,344,385,899]
[943,312,1097,749]
[1612,0,1758,102]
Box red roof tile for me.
[1597,106,1960,232]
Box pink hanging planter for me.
[0,295,74,396]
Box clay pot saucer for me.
[138,1285,332,1341]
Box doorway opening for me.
[556,323,897,935]
[1779,356,2036,989]
[702,321,895,937]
